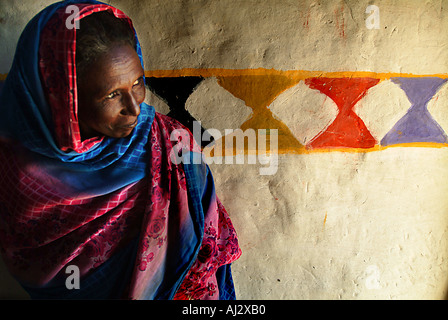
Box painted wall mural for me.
[382,77,448,146]
[143,69,448,155]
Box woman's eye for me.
[106,91,118,99]
[133,77,143,87]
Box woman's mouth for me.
[121,119,138,129]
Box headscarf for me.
[0,0,241,300]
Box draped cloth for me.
[0,0,241,300]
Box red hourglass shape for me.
[305,77,380,149]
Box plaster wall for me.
[1,0,448,299]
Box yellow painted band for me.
[2,69,448,81]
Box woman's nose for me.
[121,92,140,116]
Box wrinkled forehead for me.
[78,44,144,99]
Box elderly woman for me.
[0,0,241,300]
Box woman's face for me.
[77,44,145,140]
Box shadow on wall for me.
[0,254,29,299]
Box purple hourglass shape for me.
[381,77,448,146]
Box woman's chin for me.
[110,127,135,138]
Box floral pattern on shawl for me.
[128,112,242,300]
[173,200,241,300]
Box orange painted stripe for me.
[204,138,448,157]
[2,69,448,81]
[144,68,448,81]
